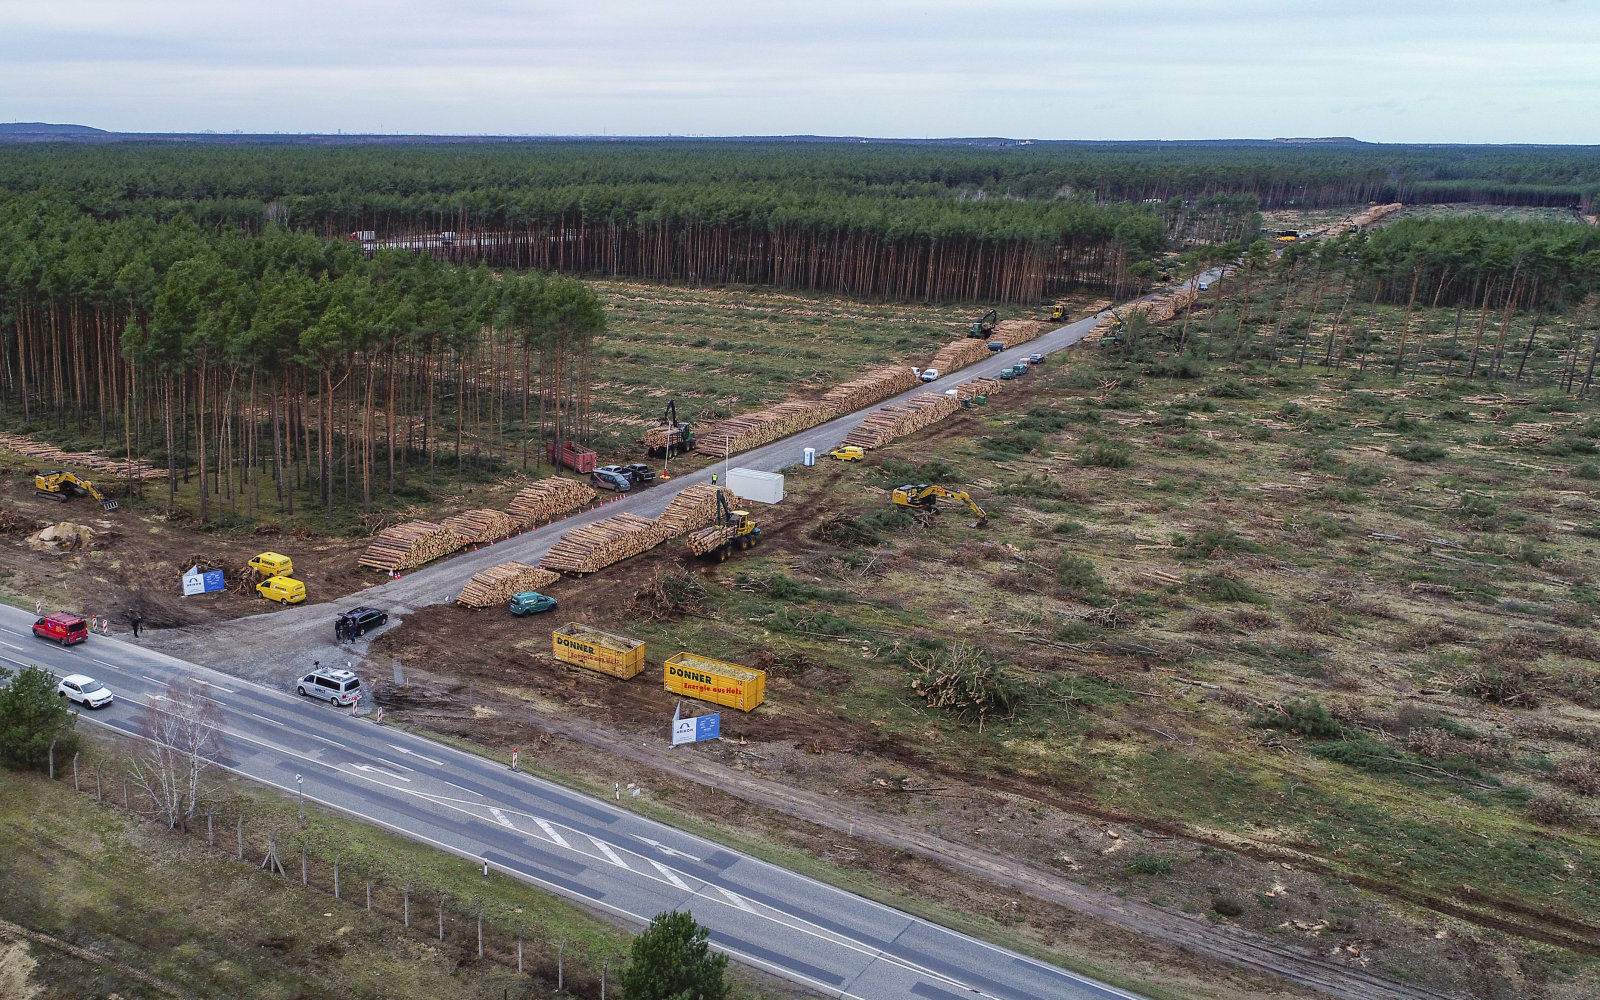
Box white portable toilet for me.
[802,447,816,467]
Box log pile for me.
[505,478,596,529]
[358,520,460,572]
[694,400,835,458]
[819,365,920,412]
[955,377,1001,401]
[841,392,963,450]
[643,424,680,450]
[654,484,735,537]
[441,508,515,547]
[929,338,991,374]
[540,513,664,575]
[455,561,561,608]
[993,318,1048,348]
[0,432,165,480]
[686,524,736,556]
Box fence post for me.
[602,958,608,1000]
[334,857,340,899]
[123,775,129,809]
[366,878,372,911]
[73,752,79,791]
[96,763,102,802]
[237,816,244,861]
[477,909,483,958]
[48,742,55,781]
[558,941,564,991]
[301,844,307,887]
[517,933,523,973]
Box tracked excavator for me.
[35,470,118,511]
[892,483,987,528]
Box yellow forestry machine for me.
[892,484,987,528]
[688,491,761,562]
[35,470,118,511]
[646,399,695,458]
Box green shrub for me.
[1054,554,1104,598]
[1051,520,1086,536]
[1344,464,1384,486]
[1078,445,1132,469]
[1251,698,1343,739]
[1176,528,1260,560]
[1574,462,1600,481]
[1206,379,1257,399]
[1394,443,1447,463]
[1124,854,1175,876]
[1193,573,1265,604]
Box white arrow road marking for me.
[372,756,412,772]
[651,860,691,890]
[345,764,411,782]
[634,836,701,861]
[589,837,628,869]
[534,817,570,849]
[717,886,754,912]
[489,807,515,830]
[388,743,443,765]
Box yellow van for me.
[256,575,307,605]
[249,551,294,578]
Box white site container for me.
[727,467,784,504]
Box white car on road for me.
[56,674,114,709]
[919,368,940,383]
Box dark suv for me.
[619,463,657,487]
[337,607,388,638]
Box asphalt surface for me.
[4,604,1142,1000]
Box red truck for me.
[547,440,598,474]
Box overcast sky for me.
[3,0,1594,143]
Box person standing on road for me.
[711,473,717,486]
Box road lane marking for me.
[716,886,754,912]
[91,657,119,668]
[589,837,628,869]
[489,807,515,829]
[534,818,570,848]
[0,641,23,650]
[650,860,690,890]
[372,756,413,772]
[141,675,162,684]
[0,627,21,635]
[193,678,235,693]
[635,835,701,861]
[249,712,286,727]
[388,743,443,765]
[309,733,347,749]
[440,779,481,796]
[345,763,411,783]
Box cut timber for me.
[841,392,963,450]
[505,478,597,529]
[0,432,165,480]
[540,512,665,575]
[655,484,736,538]
[455,561,560,608]
[687,524,736,556]
[358,520,458,572]
[929,338,991,374]
[819,365,921,413]
[993,318,1048,348]
[441,509,514,547]
[694,400,836,458]
[955,378,1001,401]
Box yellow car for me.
[248,551,294,577]
[828,446,865,462]
[256,575,307,605]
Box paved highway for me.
[3,603,1142,1000]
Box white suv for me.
[57,674,114,709]
[296,667,362,706]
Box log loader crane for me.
[892,483,987,528]
[35,470,118,511]
[687,491,760,561]
[646,399,695,458]
[967,309,999,339]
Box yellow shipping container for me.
[551,623,645,679]
[663,652,766,712]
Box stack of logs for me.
[992,318,1048,348]
[0,433,166,480]
[505,478,597,529]
[455,561,561,608]
[928,338,991,374]
[1092,286,1199,339]
[643,424,681,451]
[654,484,735,537]
[358,520,460,572]
[819,365,920,412]
[441,509,515,547]
[694,400,833,458]
[540,513,664,575]
[841,392,963,450]
[955,377,1001,401]
[686,523,735,556]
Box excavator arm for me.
[35,470,119,511]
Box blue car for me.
[509,591,558,616]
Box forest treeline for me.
[0,200,605,523]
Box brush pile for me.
[654,484,735,537]
[819,365,920,412]
[441,509,515,547]
[357,520,459,572]
[694,400,834,458]
[505,478,596,529]
[540,513,664,575]
[455,561,561,608]
[928,338,991,373]
[841,392,963,450]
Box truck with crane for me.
[644,400,695,458]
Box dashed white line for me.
[249,712,285,727]
[534,817,570,849]
[91,657,118,668]
[308,733,347,749]
[651,860,691,890]
[141,675,161,684]
[489,807,515,829]
[0,641,24,651]
[589,837,628,869]
[194,678,235,693]
[0,627,21,635]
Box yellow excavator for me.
[35,470,118,511]
[892,484,987,528]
